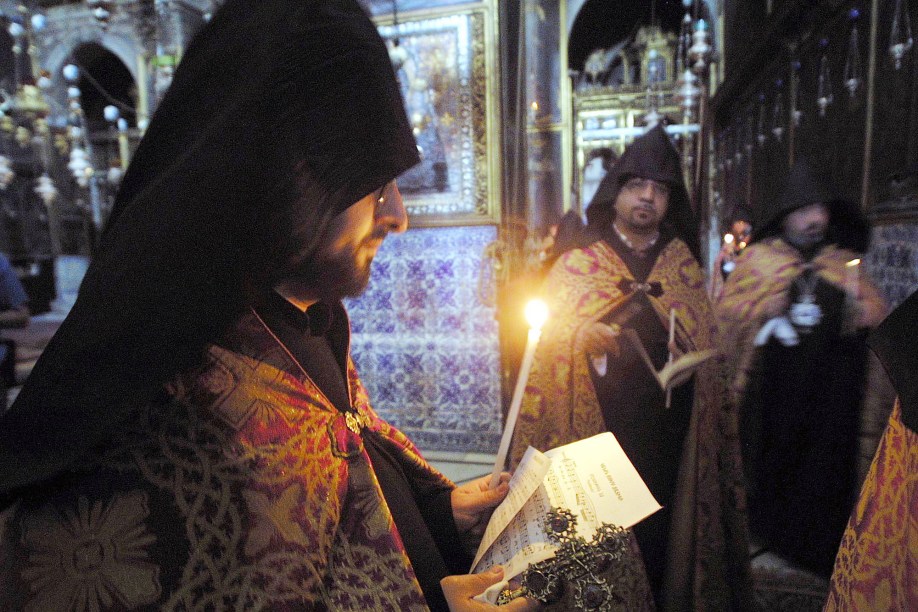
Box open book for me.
[471,432,661,604]
[622,328,717,391]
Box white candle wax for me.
[489,327,542,488]
[846,259,861,300]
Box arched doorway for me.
[568,0,688,73]
[63,42,137,245]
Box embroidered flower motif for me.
[19,491,161,612]
[242,484,310,557]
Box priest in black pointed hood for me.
[718,157,888,577]
[510,124,753,610]
[0,1,525,610]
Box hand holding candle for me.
[846,258,861,300]
[489,298,549,489]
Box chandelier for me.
[0,4,56,204]
[0,0,184,249]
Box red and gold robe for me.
[509,238,752,611]
[0,310,452,611]
[825,401,918,610]
[717,238,887,403]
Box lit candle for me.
[723,233,735,245]
[846,258,861,300]
[489,298,549,488]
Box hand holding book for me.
[621,328,716,392]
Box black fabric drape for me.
[867,289,918,433]
[742,275,865,576]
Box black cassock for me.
[742,268,867,576]
[589,232,694,596]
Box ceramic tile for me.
[347,226,502,453]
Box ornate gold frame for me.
[377,5,500,227]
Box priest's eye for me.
[624,177,670,198]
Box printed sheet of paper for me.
[470,446,553,573]
[542,432,661,530]
[472,432,661,597]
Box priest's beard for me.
[277,239,376,304]
[308,252,372,302]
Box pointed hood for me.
[754,157,869,252]
[0,0,419,493]
[585,123,700,260]
[868,289,918,433]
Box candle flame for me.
[723,233,734,244]
[846,258,861,267]
[525,299,549,330]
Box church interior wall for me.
[0,0,915,474]
[713,0,918,310]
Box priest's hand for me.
[580,322,621,357]
[452,472,510,539]
[441,566,540,611]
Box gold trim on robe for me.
[0,310,452,611]
[717,238,888,404]
[510,238,753,611]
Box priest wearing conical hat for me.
[718,158,888,577]
[510,124,753,611]
[0,2,531,610]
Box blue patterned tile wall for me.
[346,225,502,454]
[864,223,918,308]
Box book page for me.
[622,328,716,391]
[471,446,553,573]
[657,349,716,389]
[542,432,661,529]
[472,433,661,603]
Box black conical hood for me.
[0,0,419,493]
[868,289,918,433]
[584,123,700,261]
[754,157,869,252]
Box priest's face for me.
[613,175,670,234]
[782,202,829,251]
[276,181,407,303]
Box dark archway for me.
[69,42,137,132]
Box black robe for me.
[589,231,694,595]
[742,267,866,576]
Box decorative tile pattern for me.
[864,223,918,308]
[361,0,477,17]
[347,226,502,453]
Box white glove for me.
[590,354,608,377]
[754,316,799,347]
